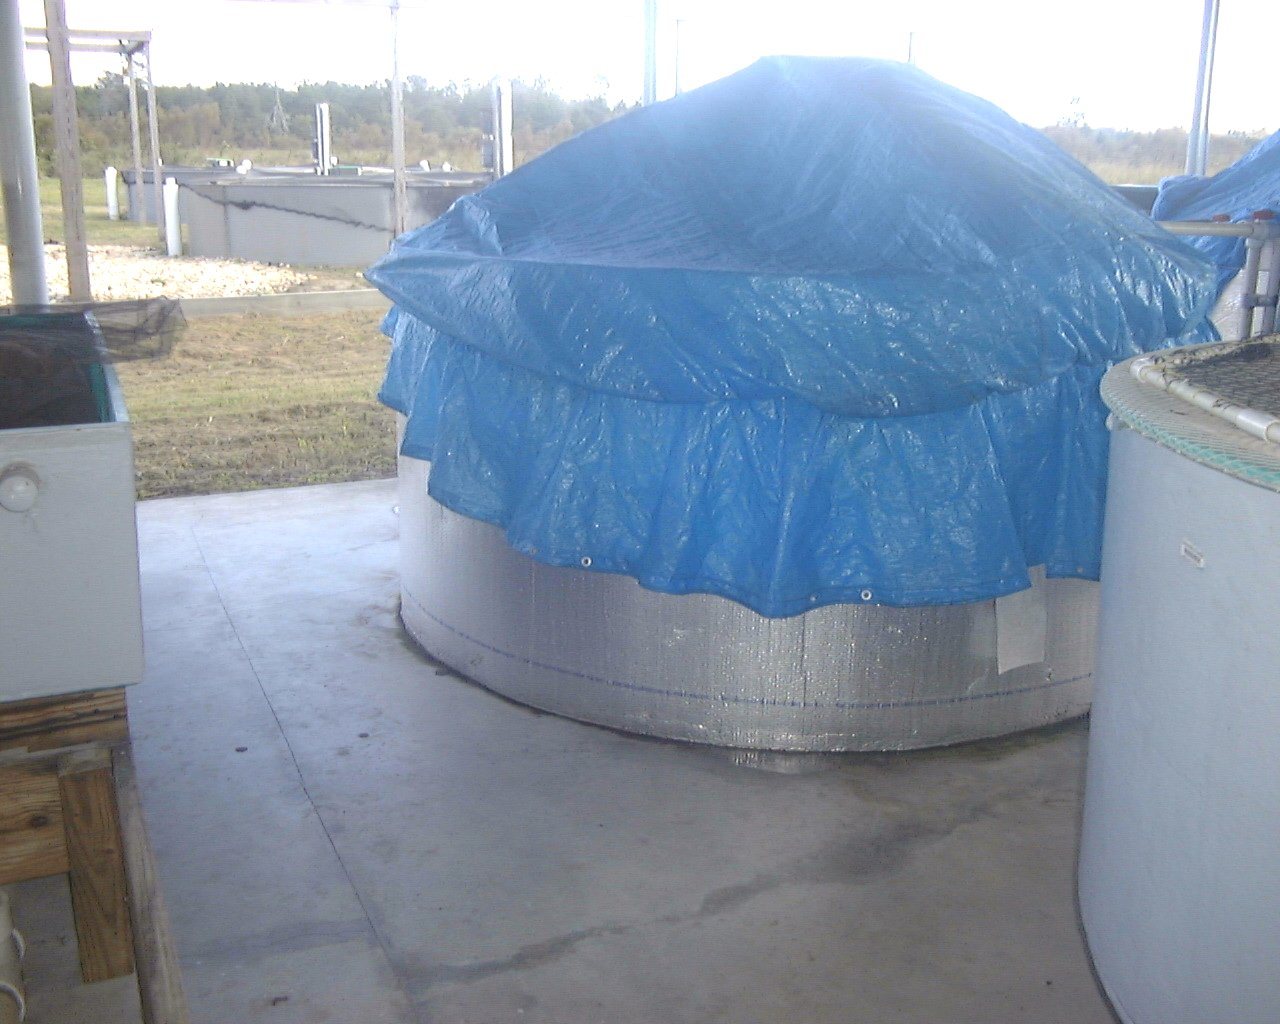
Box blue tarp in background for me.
[369,56,1217,617]
[1154,129,1280,291]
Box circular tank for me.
[1079,346,1280,1024]
[397,445,1098,752]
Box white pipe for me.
[1157,220,1280,240]
[1238,236,1264,339]
[1258,237,1280,336]
[105,165,120,220]
[1130,356,1280,443]
[491,79,513,178]
[0,0,48,305]
[0,890,25,1024]
[315,102,332,176]
[163,176,181,256]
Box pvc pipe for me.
[105,166,120,220]
[314,102,332,176]
[163,176,181,256]
[0,0,49,305]
[1130,357,1280,443]
[1157,220,1280,239]
[1259,238,1280,336]
[491,79,513,178]
[1238,236,1264,340]
[0,890,25,1024]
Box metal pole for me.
[0,0,48,304]
[673,18,682,95]
[1185,0,1220,176]
[43,0,91,300]
[126,51,145,222]
[643,0,657,105]
[144,43,164,246]
[389,0,407,236]
[314,101,331,174]
[490,79,513,177]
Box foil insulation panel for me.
[397,450,1098,751]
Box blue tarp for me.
[1154,130,1280,291]
[369,56,1217,617]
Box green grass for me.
[116,309,396,498]
[0,176,160,248]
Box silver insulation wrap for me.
[396,446,1098,751]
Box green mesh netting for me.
[1102,337,1280,494]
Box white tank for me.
[1080,342,1280,1024]
[397,420,1099,752]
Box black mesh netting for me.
[1162,336,1280,418]
[0,298,184,430]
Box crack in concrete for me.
[407,786,1002,996]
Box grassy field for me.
[116,309,397,498]
[0,175,158,248]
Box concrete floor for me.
[11,479,1119,1024]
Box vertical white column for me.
[163,177,181,256]
[491,79,513,177]
[643,0,658,105]
[105,166,120,220]
[0,0,48,304]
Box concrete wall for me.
[179,174,489,267]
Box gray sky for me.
[20,0,1280,133]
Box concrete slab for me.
[11,480,1117,1023]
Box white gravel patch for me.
[1,244,311,303]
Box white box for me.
[1,352,144,702]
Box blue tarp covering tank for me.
[1154,129,1280,291]
[368,56,1217,618]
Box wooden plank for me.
[42,0,91,301]
[144,45,164,248]
[0,762,68,885]
[115,747,191,1024]
[0,690,128,755]
[59,766,135,982]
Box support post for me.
[144,43,164,247]
[491,79,513,177]
[0,0,48,304]
[1185,0,1220,176]
[389,0,407,236]
[314,102,331,175]
[58,761,135,982]
[643,0,658,105]
[114,747,191,1024]
[43,0,91,301]
[126,51,146,223]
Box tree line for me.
[29,76,634,175]
[28,75,1268,184]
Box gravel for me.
[1,244,314,304]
